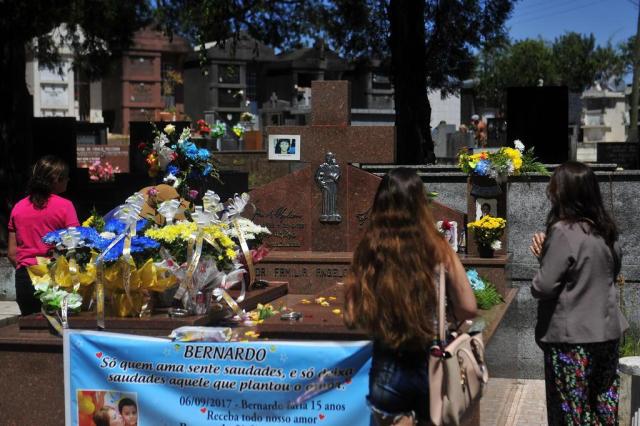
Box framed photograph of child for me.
[475,198,497,221]
[268,134,301,161]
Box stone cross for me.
[265,80,396,167]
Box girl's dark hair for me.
[27,155,68,209]
[546,161,618,248]
[344,167,450,351]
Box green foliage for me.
[552,32,596,92]
[475,32,629,106]
[520,148,550,175]
[474,280,504,311]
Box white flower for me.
[157,146,175,169]
[162,173,182,189]
[491,240,502,250]
[178,128,191,144]
[227,217,271,240]
[153,133,169,152]
[514,139,525,152]
[164,124,176,135]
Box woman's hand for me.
[530,232,546,259]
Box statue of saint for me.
[315,152,341,223]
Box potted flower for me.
[467,215,506,258]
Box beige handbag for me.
[429,266,489,426]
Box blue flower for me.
[167,165,180,176]
[202,164,212,176]
[197,148,210,161]
[182,142,199,160]
[475,159,491,176]
[103,218,148,235]
[96,236,160,262]
[42,227,104,249]
[466,269,485,291]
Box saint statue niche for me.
[315,152,342,223]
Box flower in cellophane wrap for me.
[92,194,178,319]
[144,190,270,319]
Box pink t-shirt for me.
[8,194,80,269]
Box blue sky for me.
[507,0,636,46]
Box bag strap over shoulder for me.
[437,264,446,343]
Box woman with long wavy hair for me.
[344,168,477,426]
[530,161,628,425]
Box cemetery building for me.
[101,27,190,135]
[578,83,629,162]
[184,34,463,143]
[25,25,103,123]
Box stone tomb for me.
[247,164,470,294]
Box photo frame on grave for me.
[437,220,458,251]
[268,134,301,161]
[475,198,498,221]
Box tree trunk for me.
[0,41,33,249]
[389,0,433,164]
[629,4,640,143]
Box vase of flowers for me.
[467,215,506,258]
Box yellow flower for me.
[82,216,95,227]
[164,124,176,135]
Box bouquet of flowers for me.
[138,123,219,200]
[195,119,211,136]
[211,121,227,138]
[467,215,506,251]
[144,191,270,315]
[232,123,245,139]
[458,140,547,180]
[88,159,120,182]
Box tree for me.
[0,1,149,247]
[159,0,515,164]
[552,32,597,92]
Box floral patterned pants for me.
[540,340,620,425]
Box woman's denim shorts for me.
[368,344,429,421]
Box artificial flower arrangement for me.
[195,119,211,136]
[466,269,503,310]
[88,159,120,182]
[144,191,271,314]
[467,215,506,252]
[138,123,219,200]
[458,139,548,180]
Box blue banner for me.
[64,330,372,426]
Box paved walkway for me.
[480,378,547,425]
[0,300,20,326]
[0,300,547,424]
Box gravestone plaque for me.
[597,142,639,169]
[130,82,154,104]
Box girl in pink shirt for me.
[7,156,79,315]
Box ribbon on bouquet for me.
[226,193,256,288]
[43,227,85,333]
[95,194,144,329]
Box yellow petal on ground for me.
[315,297,326,303]
[328,296,337,301]
[320,301,330,307]
[332,309,341,315]
[301,299,311,304]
